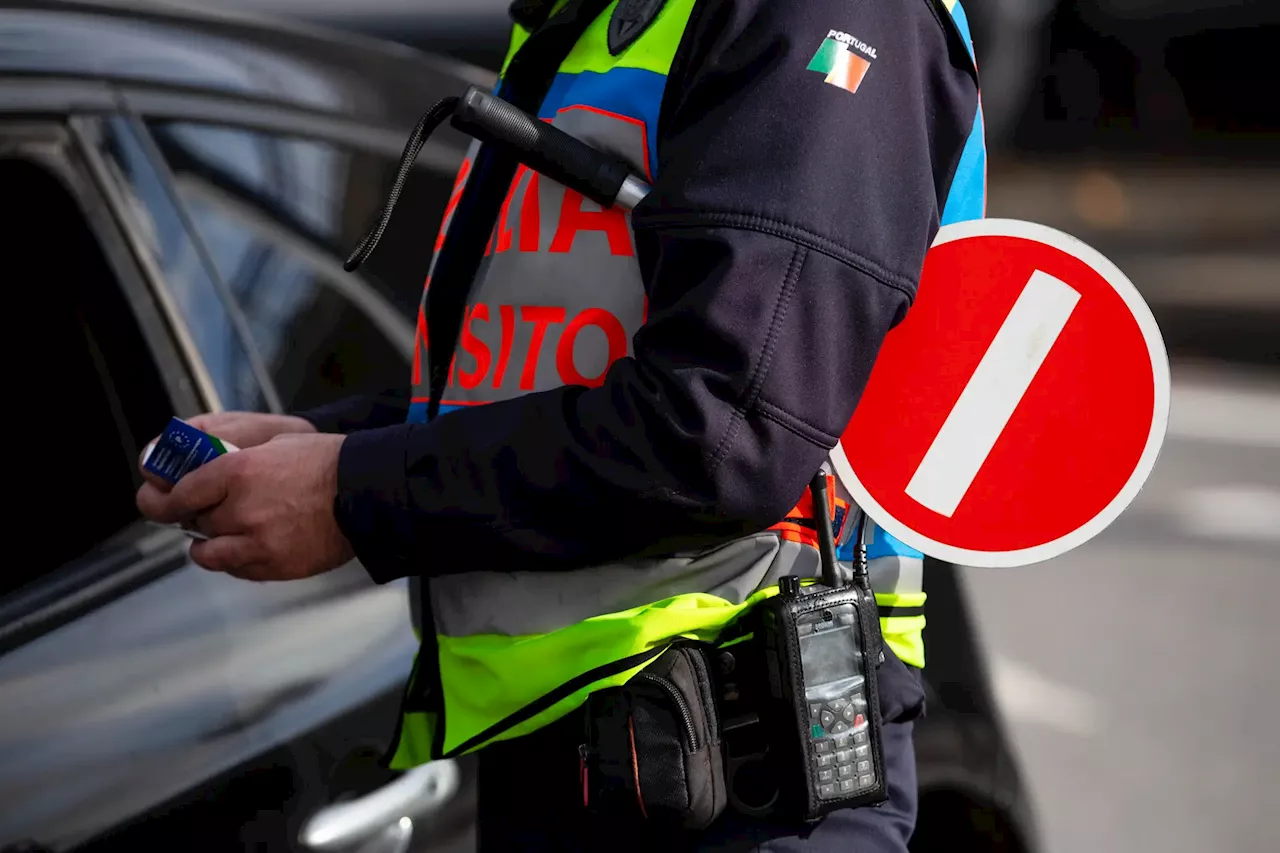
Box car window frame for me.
[76,111,289,414]
[116,84,465,175]
[119,84,467,392]
[0,115,207,654]
[0,119,207,419]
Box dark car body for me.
[0,2,1037,851]
[958,0,1280,158]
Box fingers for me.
[188,500,244,539]
[189,536,283,582]
[186,413,248,449]
[185,413,237,438]
[188,535,261,575]
[136,482,173,520]
[136,453,236,524]
[139,466,173,493]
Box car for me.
[0,2,1039,852]
[212,0,517,73]
[960,0,1280,157]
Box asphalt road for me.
[964,360,1280,853]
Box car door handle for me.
[349,820,413,853]
[298,759,461,852]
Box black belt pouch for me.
[581,644,728,830]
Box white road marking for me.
[1168,382,1280,450]
[906,270,1081,517]
[1174,485,1280,542]
[989,655,1101,738]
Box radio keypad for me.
[810,689,874,797]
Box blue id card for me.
[142,418,240,541]
[142,417,238,486]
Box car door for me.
[0,98,423,851]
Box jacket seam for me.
[754,398,838,446]
[707,243,806,470]
[744,243,804,411]
[632,210,918,299]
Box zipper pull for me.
[579,743,590,808]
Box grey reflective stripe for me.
[552,104,652,179]
[868,555,924,597]
[429,532,822,638]
[415,109,649,404]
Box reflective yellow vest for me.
[389,0,986,769]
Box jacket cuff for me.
[293,398,359,435]
[295,410,334,433]
[334,425,417,584]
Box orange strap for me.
[768,474,850,549]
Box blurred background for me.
[0,1,1276,852]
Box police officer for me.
[137,0,985,848]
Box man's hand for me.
[180,411,317,450]
[136,433,355,581]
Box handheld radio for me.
[757,472,889,820]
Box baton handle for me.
[451,86,650,211]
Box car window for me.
[154,123,338,241]
[89,116,271,412]
[3,154,174,596]
[146,121,452,411]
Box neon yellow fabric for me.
[389,586,923,767]
[498,12,537,75]
[390,712,435,769]
[391,589,781,766]
[499,0,695,77]
[877,591,927,668]
[559,0,697,75]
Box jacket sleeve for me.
[294,388,410,435]
[334,0,980,583]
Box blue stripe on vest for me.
[940,104,985,226]
[407,401,464,422]
[939,0,985,227]
[837,525,925,562]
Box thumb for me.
[137,438,173,492]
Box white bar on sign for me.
[905,270,1081,518]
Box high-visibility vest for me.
[389,0,987,768]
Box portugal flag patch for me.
[807,32,876,95]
